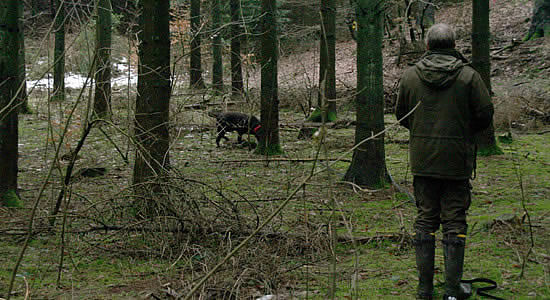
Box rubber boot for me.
[442,234,471,300]
[414,232,435,299]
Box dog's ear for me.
[251,116,261,126]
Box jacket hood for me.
[415,49,468,89]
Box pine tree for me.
[316,0,337,122]
[52,0,66,101]
[211,0,223,94]
[256,0,282,155]
[343,0,388,188]
[230,0,244,97]
[190,0,205,89]
[133,0,171,215]
[93,0,113,118]
[0,0,22,206]
[472,0,502,155]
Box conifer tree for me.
[343,0,388,187]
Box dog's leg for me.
[216,130,228,147]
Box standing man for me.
[396,24,494,300]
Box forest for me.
[0,0,549,299]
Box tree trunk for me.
[230,0,244,97]
[525,0,550,40]
[0,0,21,206]
[317,0,337,121]
[190,0,205,89]
[18,1,31,114]
[417,0,436,40]
[211,0,223,94]
[343,0,388,188]
[472,0,491,94]
[133,0,171,214]
[472,0,502,155]
[256,0,282,155]
[52,0,65,101]
[93,0,112,118]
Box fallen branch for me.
[337,232,412,244]
[210,157,352,164]
[492,40,523,55]
[183,101,246,110]
[50,119,101,226]
[491,55,509,60]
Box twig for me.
[7,52,98,300]
[50,119,100,226]
[98,125,129,163]
[56,189,72,287]
[339,211,359,299]
[511,145,535,279]
[183,164,316,300]
[184,95,333,299]
[180,103,422,299]
[492,40,523,55]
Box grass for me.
[3,9,550,297]
[2,88,548,300]
[1,190,23,208]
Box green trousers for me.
[413,176,471,235]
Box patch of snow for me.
[27,70,138,92]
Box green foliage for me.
[477,143,504,156]
[307,108,337,122]
[4,108,550,298]
[20,102,34,114]
[111,12,123,31]
[523,31,542,41]
[498,132,513,144]
[1,190,23,207]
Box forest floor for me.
[1,0,549,299]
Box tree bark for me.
[417,0,436,40]
[17,1,31,114]
[472,0,491,94]
[190,0,205,89]
[0,0,21,205]
[343,0,388,188]
[52,0,65,101]
[211,0,223,94]
[93,0,113,118]
[256,0,282,155]
[472,0,501,155]
[318,0,337,121]
[230,0,244,97]
[133,0,171,208]
[525,0,550,40]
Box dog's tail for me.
[207,110,221,118]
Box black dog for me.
[208,111,261,147]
